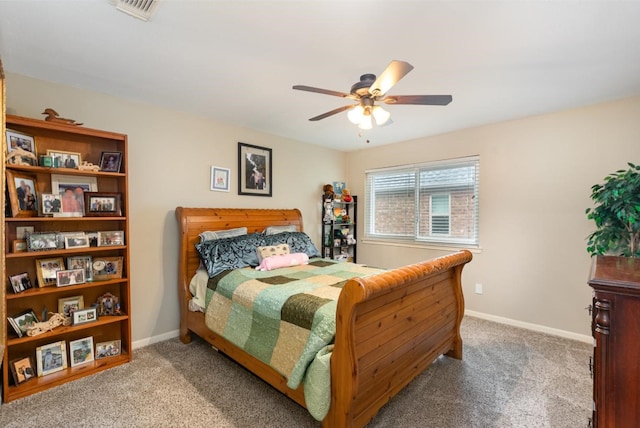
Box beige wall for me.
[5,73,346,344]
[346,95,640,338]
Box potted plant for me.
[586,162,640,258]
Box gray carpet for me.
[0,317,592,427]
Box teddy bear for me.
[341,188,353,203]
[323,184,335,201]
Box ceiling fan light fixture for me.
[372,106,391,126]
[358,113,373,130]
[347,106,364,124]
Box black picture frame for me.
[238,142,272,197]
[8,272,33,293]
[99,151,122,172]
[84,192,122,217]
[9,356,36,385]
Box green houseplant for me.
[586,162,640,258]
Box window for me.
[365,156,479,247]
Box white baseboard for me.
[132,329,180,349]
[465,310,592,344]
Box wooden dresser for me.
[588,255,640,427]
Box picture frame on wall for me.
[84,192,122,217]
[99,151,122,172]
[5,170,39,217]
[210,166,230,192]
[238,142,272,197]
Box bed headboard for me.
[175,207,303,297]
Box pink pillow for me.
[255,252,309,271]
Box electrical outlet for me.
[475,283,483,294]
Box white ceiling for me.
[1,1,640,152]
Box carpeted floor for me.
[0,317,592,427]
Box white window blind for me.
[365,156,479,247]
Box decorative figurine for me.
[41,108,83,126]
[341,188,353,203]
[78,161,100,171]
[26,313,71,337]
[6,148,37,166]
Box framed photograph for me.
[96,340,121,359]
[8,309,39,337]
[210,166,230,192]
[84,192,122,217]
[96,292,121,316]
[51,174,98,216]
[9,272,33,293]
[16,226,34,240]
[36,341,67,376]
[72,307,98,325]
[10,356,36,385]
[5,170,38,217]
[56,231,85,249]
[56,268,86,287]
[58,295,84,317]
[64,235,90,249]
[46,149,82,169]
[92,257,124,281]
[97,230,125,246]
[12,240,27,253]
[99,151,122,172]
[69,337,95,367]
[41,193,63,215]
[67,255,93,282]
[238,142,272,197]
[6,129,37,165]
[35,257,65,287]
[27,231,60,252]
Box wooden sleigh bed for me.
[176,207,472,427]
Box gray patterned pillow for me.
[195,233,266,277]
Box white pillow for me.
[263,225,298,235]
[199,227,247,242]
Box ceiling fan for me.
[292,60,452,130]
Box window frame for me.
[364,155,479,248]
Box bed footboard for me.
[326,250,472,428]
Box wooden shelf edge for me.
[6,278,128,299]
[3,351,131,403]
[6,315,129,346]
[6,245,127,258]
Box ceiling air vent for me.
[115,0,159,21]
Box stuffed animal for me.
[323,184,335,201]
[341,188,353,203]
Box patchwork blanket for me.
[204,258,385,418]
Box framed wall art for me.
[99,151,122,172]
[84,192,122,217]
[238,142,272,197]
[5,170,39,217]
[46,149,81,169]
[36,341,68,377]
[210,166,230,192]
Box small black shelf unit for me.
[321,195,357,262]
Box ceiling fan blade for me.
[382,95,453,106]
[309,105,355,121]
[369,60,414,96]
[292,85,351,98]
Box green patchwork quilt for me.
[203,258,385,418]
